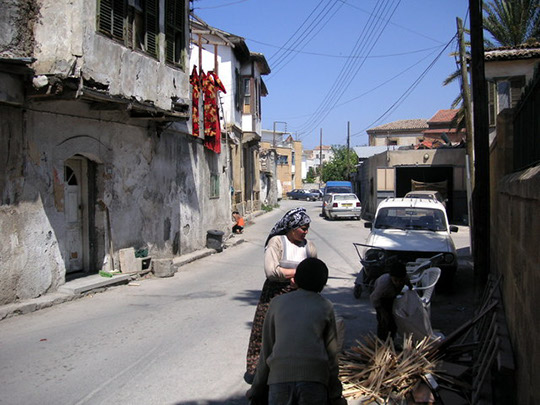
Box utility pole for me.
[469,0,490,283]
[319,128,323,189]
[457,17,475,187]
[347,121,351,181]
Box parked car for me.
[363,197,459,284]
[286,189,320,201]
[404,190,447,208]
[322,193,361,220]
[310,189,324,200]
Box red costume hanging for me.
[189,65,201,137]
[202,71,226,153]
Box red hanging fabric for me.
[202,71,227,153]
[189,65,201,137]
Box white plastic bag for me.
[393,289,434,341]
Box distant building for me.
[367,119,428,147]
[260,130,303,197]
[422,109,466,147]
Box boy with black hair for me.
[232,211,244,234]
[247,257,346,405]
[370,261,412,341]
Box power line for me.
[295,0,402,137]
[244,37,444,60]
[269,1,344,76]
[295,44,443,141]
[351,34,457,137]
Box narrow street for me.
[0,200,472,405]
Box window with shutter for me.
[97,0,126,41]
[243,77,251,114]
[510,76,525,107]
[165,0,185,66]
[488,80,496,127]
[145,0,158,58]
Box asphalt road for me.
[0,199,473,405]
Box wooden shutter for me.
[488,80,496,126]
[510,76,526,107]
[165,0,185,64]
[97,0,126,41]
[145,0,158,57]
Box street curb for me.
[0,236,248,322]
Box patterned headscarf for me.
[265,207,311,246]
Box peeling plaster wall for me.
[0,0,39,58]
[31,0,190,111]
[0,105,65,305]
[0,99,231,305]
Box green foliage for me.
[261,204,274,212]
[444,1,540,127]
[305,166,317,183]
[483,0,540,47]
[321,146,357,183]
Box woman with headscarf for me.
[244,207,317,384]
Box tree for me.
[321,146,357,183]
[443,0,540,126]
[305,166,317,183]
[483,0,540,47]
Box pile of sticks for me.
[339,334,440,402]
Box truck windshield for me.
[374,207,447,231]
[325,186,352,194]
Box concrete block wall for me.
[491,165,540,404]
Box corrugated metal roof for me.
[484,43,540,61]
[368,119,428,132]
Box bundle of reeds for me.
[339,334,440,402]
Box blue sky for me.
[192,0,470,149]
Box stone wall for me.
[490,110,540,404]
[490,166,540,404]
[0,99,231,305]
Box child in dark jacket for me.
[247,257,346,405]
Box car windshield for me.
[374,207,447,231]
[333,194,357,201]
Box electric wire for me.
[295,44,443,141]
[295,0,399,134]
[295,0,402,137]
[269,1,344,76]
[350,34,457,137]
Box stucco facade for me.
[0,1,234,305]
[189,17,269,216]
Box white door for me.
[64,159,84,272]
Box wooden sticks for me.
[339,334,440,402]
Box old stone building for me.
[0,0,233,304]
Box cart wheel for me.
[353,284,362,299]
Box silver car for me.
[322,193,361,220]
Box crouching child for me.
[246,257,346,405]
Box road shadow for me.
[174,394,248,405]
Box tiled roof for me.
[368,119,428,133]
[484,43,540,61]
[353,146,398,158]
[428,109,458,124]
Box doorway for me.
[64,156,93,274]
